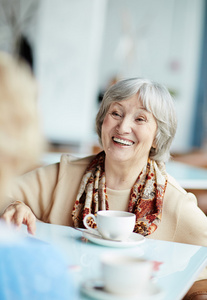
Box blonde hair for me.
[0,52,44,177]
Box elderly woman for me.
[1,77,207,244]
[1,77,207,299]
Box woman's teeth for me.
[112,137,134,146]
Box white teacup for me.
[83,210,136,241]
[101,253,153,296]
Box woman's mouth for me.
[112,137,134,146]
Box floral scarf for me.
[72,151,168,236]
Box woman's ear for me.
[152,140,157,149]
[152,130,158,149]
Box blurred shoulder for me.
[56,153,95,182]
[60,153,95,164]
[166,173,197,202]
[60,153,95,166]
[166,173,186,194]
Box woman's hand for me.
[1,201,36,235]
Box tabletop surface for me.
[18,222,207,300]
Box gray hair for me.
[96,77,177,162]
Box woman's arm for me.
[173,192,207,246]
[0,162,60,233]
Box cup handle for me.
[83,214,98,234]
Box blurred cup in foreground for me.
[101,253,153,296]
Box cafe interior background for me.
[0,0,207,205]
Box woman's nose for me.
[116,117,132,134]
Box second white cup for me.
[101,253,153,296]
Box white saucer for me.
[83,231,145,248]
[81,279,164,300]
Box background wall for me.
[34,0,108,152]
[0,0,205,154]
[97,0,205,153]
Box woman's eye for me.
[111,111,122,118]
[136,117,146,122]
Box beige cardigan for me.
[2,154,207,279]
[1,153,207,246]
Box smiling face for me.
[101,94,157,167]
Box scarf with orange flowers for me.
[72,151,167,236]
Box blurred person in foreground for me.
[0,51,43,230]
[1,77,207,296]
[0,52,77,300]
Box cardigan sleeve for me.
[0,154,91,226]
[0,162,60,222]
[173,192,207,246]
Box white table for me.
[21,222,207,300]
